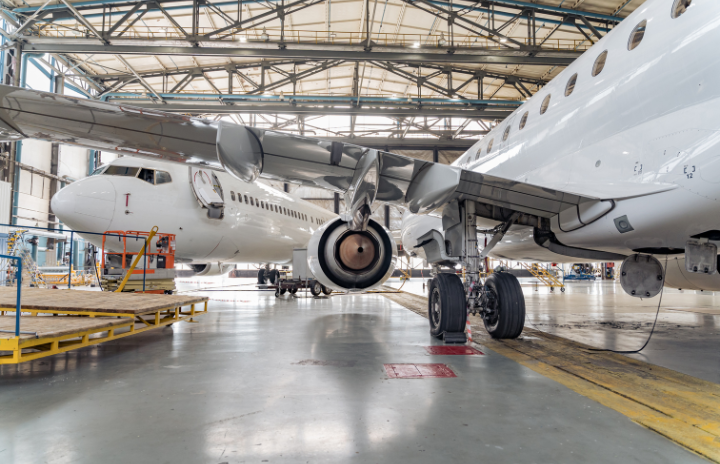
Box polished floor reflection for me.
[0,278,707,463]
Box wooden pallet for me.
[0,286,206,316]
[0,288,209,364]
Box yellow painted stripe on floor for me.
[381,290,720,463]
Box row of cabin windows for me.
[229,190,330,225]
[473,0,691,163]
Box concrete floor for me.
[0,277,711,463]
[388,278,720,383]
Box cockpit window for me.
[104,166,140,177]
[155,171,172,185]
[90,166,107,176]
[138,168,155,184]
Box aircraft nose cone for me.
[51,177,116,233]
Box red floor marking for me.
[425,346,484,355]
[384,363,457,379]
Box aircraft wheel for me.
[267,269,280,285]
[279,287,287,295]
[289,287,298,295]
[482,273,526,339]
[310,281,323,296]
[427,273,466,338]
[257,268,266,284]
[321,285,332,295]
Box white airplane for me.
[50,156,339,286]
[0,0,715,342]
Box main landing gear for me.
[418,200,526,342]
[427,271,525,341]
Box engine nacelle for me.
[308,217,397,292]
[664,256,720,291]
[189,262,234,277]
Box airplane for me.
[0,0,715,342]
[50,156,339,292]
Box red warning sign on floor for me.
[425,346,484,355]
[384,363,457,379]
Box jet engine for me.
[308,217,397,292]
[189,262,235,277]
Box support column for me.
[48,74,64,228]
[8,43,21,224]
[333,192,340,214]
[432,147,439,163]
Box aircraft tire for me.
[427,273,466,338]
[482,273,526,339]
[310,281,323,296]
[267,269,280,285]
[289,287,298,295]
[321,285,332,295]
[257,269,266,284]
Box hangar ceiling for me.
[0,0,644,154]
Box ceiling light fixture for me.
[438,32,447,47]
[261,27,269,41]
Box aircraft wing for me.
[0,84,602,224]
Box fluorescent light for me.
[500,38,508,43]
[412,42,420,48]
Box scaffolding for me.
[5,231,46,288]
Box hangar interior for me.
[1,0,720,463]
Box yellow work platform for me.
[0,287,208,364]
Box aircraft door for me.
[190,167,225,219]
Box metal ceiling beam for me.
[20,40,581,65]
[103,102,513,118]
[320,137,475,151]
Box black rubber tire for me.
[289,287,298,295]
[257,269,266,284]
[321,285,332,295]
[279,287,287,295]
[310,281,323,296]
[267,269,280,285]
[483,273,526,339]
[427,273,467,338]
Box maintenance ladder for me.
[520,262,565,292]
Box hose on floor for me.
[587,255,667,354]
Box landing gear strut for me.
[417,200,526,341]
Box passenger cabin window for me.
[592,51,608,77]
[487,138,494,153]
[155,171,172,185]
[138,168,155,184]
[519,111,529,130]
[540,95,551,114]
[565,74,578,97]
[255,198,259,207]
[672,0,691,18]
[628,20,647,50]
[244,195,248,204]
[230,191,236,201]
[502,126,511,142]
[104,166,140,177]
[250,197,254,206]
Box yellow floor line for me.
[380,291,720,463]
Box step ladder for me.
[520,262,565,292]
[6,230,47,288]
